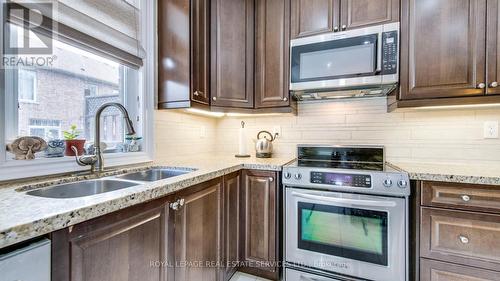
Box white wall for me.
[155,98,500,165]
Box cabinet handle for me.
[169,198,185,211]
[460,194,471,202]
[341,25,347,31]
[477,83,486,89]
[490,81,499,88]
[212,97,217,101]
[283,97,288,102]
[333,26,339,32]
[458,235,469,244]
[269,177,274,182]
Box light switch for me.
[483,121,499,139]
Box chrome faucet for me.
[73,102,136,173]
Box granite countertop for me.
[391,162,500,186]
[0,155,295,249]
[2,154,500,250]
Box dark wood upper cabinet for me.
[222,171,242,281]
[169,178,223,281]
[211,0,255,108]
[51,199,168,281]
[255,0,291,108]
[158,0,191,108]
[399,0,487,100]
[191,0,211,104]
[240,170,278,280]
[340,0,399,30]
[487,0,500,95]
[291,0,339,38]
[158,0,210,109]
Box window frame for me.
[0,0,155,181]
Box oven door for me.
[285,187,407,281]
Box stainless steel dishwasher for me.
[0,238,51,281]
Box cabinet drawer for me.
[421,207,500,271]
[420,258,500,281]
[422,181,500,213]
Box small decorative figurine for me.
[7,136,48,160]
[45,139,65,158]
[124,136,142,152]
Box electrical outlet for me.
[484,121,499,139]
[199,126,207,138]
[273,126,282,138]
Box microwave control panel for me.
[381,31,398,75]
[310,172,372,188]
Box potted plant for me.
[63,124,85,156]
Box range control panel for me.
[310,172,372,188]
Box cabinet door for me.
[255,0,291,108]
[240,170,277,280]
[51,200,167,281]
[158,0,191,108]
[487,0,500,95]
[400,0,487,100]
[340,0,399,30]
[191,0,210,104]
[291,0,340,39]
[172,178,223,281]
[222,172,242,281]
[211,0,254,108]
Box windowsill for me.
[0,152,153,182]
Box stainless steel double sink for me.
[26,168,195,199]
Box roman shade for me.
[9,0,144,68]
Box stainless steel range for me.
[283,145,410,281]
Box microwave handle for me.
[291,191,397,208]
[376,32,382,73]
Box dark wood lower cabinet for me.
[222,171,242,280]
[169,177,223,281]
[51,170,279,281]
[420,259,500,281]
[415,181,500,281]
[240,170,278,280]
[51,199,168,281]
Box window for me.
[18,69,36,102]
[85,83,99,96]
[28,119,62,139]
[10,23,134,151]
[0,0,154,181]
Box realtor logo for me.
[3,1,56,68]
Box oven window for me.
[291,34,378,82]
[298,202,388,266]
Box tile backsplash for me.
[154,110,217,162]
[156,98,500,165]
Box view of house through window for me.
[9,24,140,153]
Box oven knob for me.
[294,173,302,180]
[383,178,393,187]
[284,172,292,179]
[398,179,408,188]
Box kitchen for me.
[1,0,500,281]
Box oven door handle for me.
[299,274,335,281]
[291,192,397,207]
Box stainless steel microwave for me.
[290,23,399,100]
